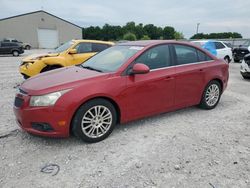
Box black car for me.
[0,42,24,56]
[232,40,250,62]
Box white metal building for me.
[0,10,82,48]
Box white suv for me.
[192,40,233,63]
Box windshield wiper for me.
[81,65,103,72]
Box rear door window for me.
[174,44,212,65]
[174,45,199,65]
[75,43,92,53]
[1,43,10,47]
[92,43,110,52]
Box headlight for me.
[30,89,70,107]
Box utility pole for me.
[196,23,200,34]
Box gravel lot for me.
[0,50,249,188]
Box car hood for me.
[22,53,59,61]
[21,66,110,95]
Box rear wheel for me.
[199,80,222,110]
[12,50,19,57]
[72,99,117,143]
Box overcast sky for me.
[1,0,250,38]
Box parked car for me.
[240,53,250,79]
[3,38,31,50]
[232,40,250,62]
[20,39,114,79]
[13,40,229,143]
[0,41,24,56]
[192,40,232,63]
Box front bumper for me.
[240,71,250,78]
[240,60,250,78]
[19,60,46,78]
[13,93,71,138]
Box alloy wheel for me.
[81,105,112,138]
[205,84,220,106]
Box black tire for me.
[224,56,230,63]
[199,80,222,110]
[242,75,250,79]
[12,50,19,57]
[25,45,31,50]
[234,58,240,63]
[72,98,117,143]
[23,74,30,79]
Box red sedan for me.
[13,40,229,143]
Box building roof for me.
[0,10,82,29]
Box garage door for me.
[37,29,59,49]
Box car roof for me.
[192,40,226,43]
[72,39,114,45]
[117,40,191,47]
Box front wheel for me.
[72,99,117,143]
[224,56,230,63]
[25,45,31,50]
[199,80,222,110]
[12,50,19,56]
[242,75,250,79]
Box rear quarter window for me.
[214,42,225,49]
[197,50,213,61]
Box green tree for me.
[123,32,137,41]
[135,23,145,39]
[162,26,175,39]
[174,31,185,40]
[82,22,180,41]
[141,35,150,40]
[144,24,161,39]
[190,32,242,39]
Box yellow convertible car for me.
[20,40,114,79]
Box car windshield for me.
[81,45,143,72]
[54,41,74,53]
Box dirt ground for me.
[0,50,249,188]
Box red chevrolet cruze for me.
[14,40,229,142]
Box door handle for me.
[199,69,204,72]
[164,76,174,81]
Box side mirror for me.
[68,49,77,54]
[130,63,150,75]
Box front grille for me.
[14,97,24,107]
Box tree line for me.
[190,32,242,39]
[82,22,184,41]
[82,22,243,41]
